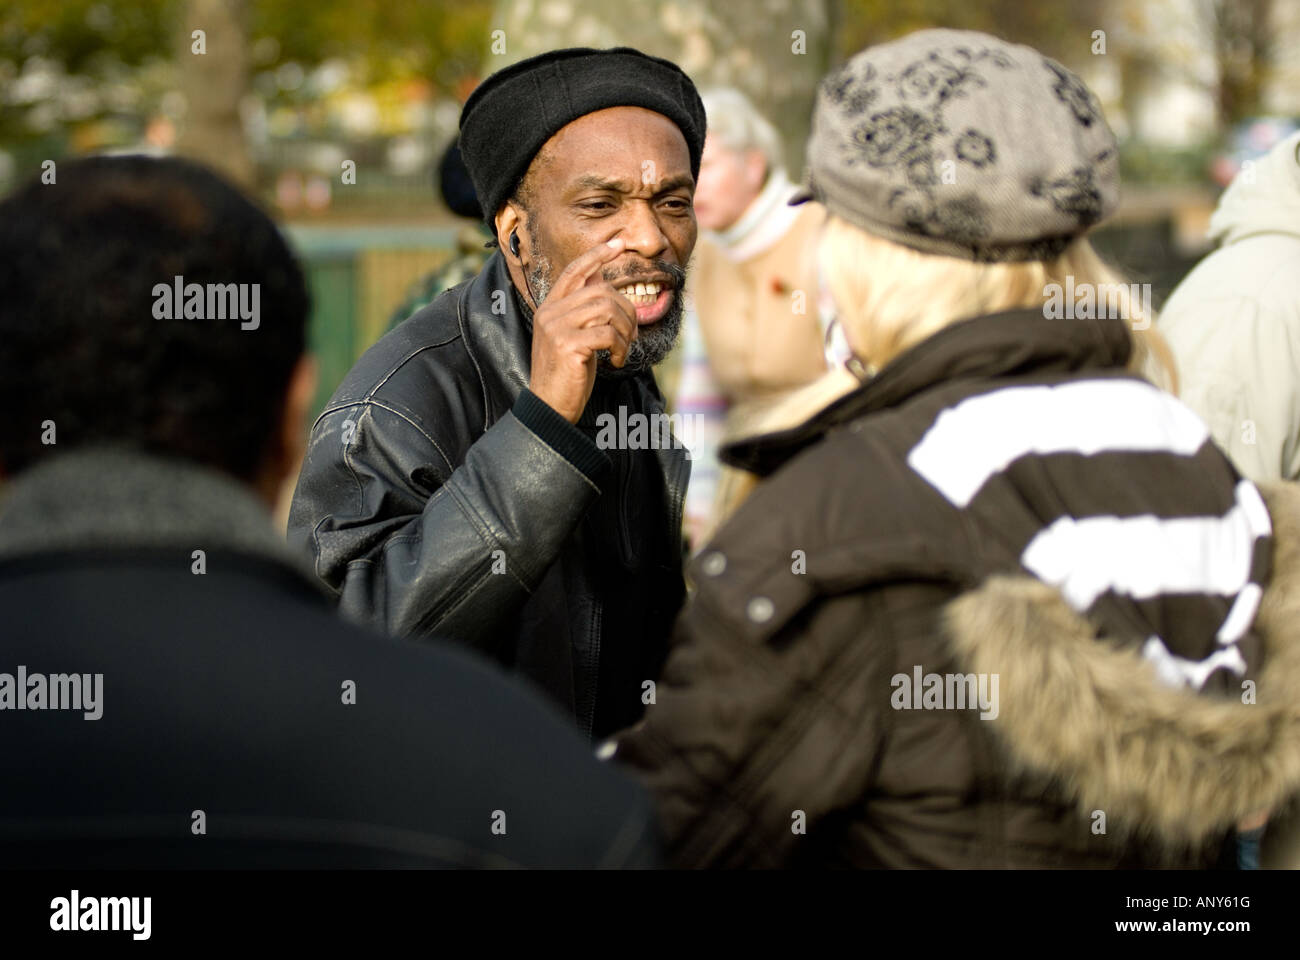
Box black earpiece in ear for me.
[509,231,520,257]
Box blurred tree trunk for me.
[1118,0,1279,135]
[176,0,254,188]
[1203,0,1275,128]
[487,0,832,177]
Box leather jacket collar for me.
[454,251,533,426]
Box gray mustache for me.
[603,261,686,288]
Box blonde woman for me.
[609,30,1300,869]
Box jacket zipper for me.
[582,600,602,741]
[665,445,689,562]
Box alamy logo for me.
[1042,276,1151,329]
[50,890,151,940]
[152,274,260,329]
[0,666,102,720]
[594,407,702,459]
[890,665,999,720]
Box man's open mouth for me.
[615,279,676,325]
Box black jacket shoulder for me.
[315,281,489,477]
[0,551,659,868]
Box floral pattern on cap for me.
[799,29,1120,263]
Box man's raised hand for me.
[528,238,637,424]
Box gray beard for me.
[527,253,686,376]
[596,307,683,376]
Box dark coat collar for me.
[0,446,328,597]
[723,308,1134,476]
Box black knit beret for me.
[458,47,707,222]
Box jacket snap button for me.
[700,551,727,576]
[746,596,775,623]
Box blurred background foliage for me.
[3,0,1294,204]
[0,0,493,205]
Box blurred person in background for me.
[611,30,1300,869]
[1159,131,1300,484]
[1159,129,1300,868]
[385,138,493,333]
[0,155,659,868]
[674,87,829,548]
[290,48,703,742]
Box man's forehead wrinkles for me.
[566,172,695,194]
[572,174,637,192]
[653,174,696,193]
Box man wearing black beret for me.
[289,48,704,740]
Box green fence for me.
[285,224,460,420]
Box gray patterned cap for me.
[791,29,1119,262]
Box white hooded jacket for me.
[1160,131,1300,482]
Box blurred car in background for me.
[1210,116,1300,187]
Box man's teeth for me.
[618,282,663,306]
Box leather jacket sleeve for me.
[288,388,610,658]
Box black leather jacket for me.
[288,251,689,740]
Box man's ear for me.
[494,203,523,259]
[281,353,317,463]
[266,353,318,523]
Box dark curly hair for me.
[0,155,309,482]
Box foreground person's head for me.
[781,29,1175,423]
[458,47,706,373]
[0,155,314,506]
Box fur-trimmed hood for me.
[944,480,1300,847]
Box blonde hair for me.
[744,215,1177,435]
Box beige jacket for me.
[690,184,828,429]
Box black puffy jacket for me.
[289,251,689,740]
